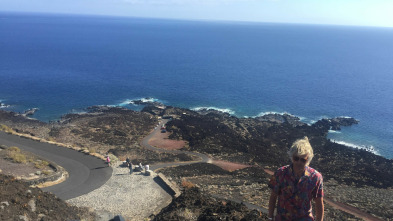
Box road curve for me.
[0,131,112,200]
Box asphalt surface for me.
[0,131,112,200]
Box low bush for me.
[0,124,14,133]
[42,170,51,175]
[88,148,96,154]
[8,151,27,163]
[7,146,20,152]
[34,160,49,169]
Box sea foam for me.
[192,107,235,115]
[114,97,160,107]
[0,100,10,108]
[328,130,342,134]
[331,139,379,156]
[257,111,295,117]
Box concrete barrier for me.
[156,173,181,198]
[25,161,68,186]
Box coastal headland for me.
[0,100,392,220]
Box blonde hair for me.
[287,136,314,166]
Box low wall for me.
[156,173,181,198]
[0,144,68,186]
[25,162,68,186]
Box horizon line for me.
[2,10,393,29]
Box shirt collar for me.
[289,164,311,177]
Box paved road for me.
[0,131,112,200]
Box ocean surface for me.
[1,12,392,159]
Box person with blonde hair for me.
[268,136,324,221]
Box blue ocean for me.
[1,12,392,159]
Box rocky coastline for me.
[0,102,392,220]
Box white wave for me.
[318,115,332,120]
[337,116,353,119]
[331,139,380,156]
[328,130,342,134]
[0,100,10,108]
[118,99,135,107]
[192,106,235,115]
[256,111,296,117]
[140,97,158,103]
[111,97,160,107]
[70,109,88,114]
[308,120,317,124]
[128,97,159,105]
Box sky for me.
[1,0,393,27]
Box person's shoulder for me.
[275,165,290,174]
[307,166,323,178]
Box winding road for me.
[0,131,112,200]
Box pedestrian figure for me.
[106,155,111,167]
[139,162,143,172]
[129,162,133,174]
[126,157,131,167]
[268,136,324,221]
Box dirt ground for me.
[0,147,55,180]
[148,131,186,150]
[211,160,252,172]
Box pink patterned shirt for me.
[269,164,324,221]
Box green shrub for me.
[8,151,27,163]
[0,124,14,133]
[34,160,49,169]
[42,170,51,175]
[88,148,96,154]
[48,137,56,142]
[7,146,20,152]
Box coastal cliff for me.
[0,105,392,220]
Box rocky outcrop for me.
[313,117,359,131]
[256,113,306,127]
[22,108,39,117]
[0,174,96,220]
[129,98,164,107]
[152,106,392,189]
[152,186,268,221]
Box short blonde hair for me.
[287,136,314,166]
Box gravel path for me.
[67,162,172,221]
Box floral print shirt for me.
[268,164,324,221]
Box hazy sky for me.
[1,0,393,27]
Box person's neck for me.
[293,164,305,177]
